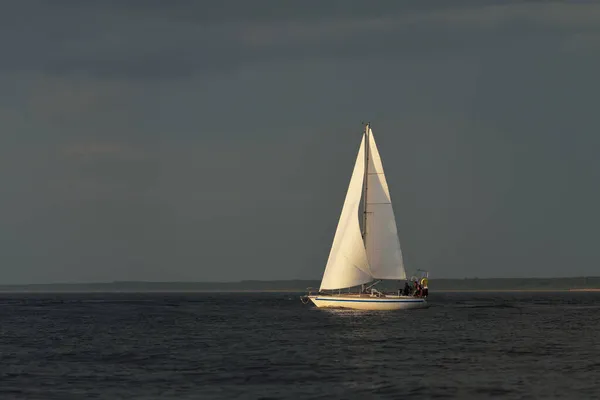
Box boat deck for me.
[314,293,423,299]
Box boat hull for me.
[308,295,427,310]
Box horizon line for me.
[1,276,599,286]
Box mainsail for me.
[365,127,407,281]
[319,125,406,291]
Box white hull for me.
[308,294,427,310]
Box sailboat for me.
[303,123,428,310]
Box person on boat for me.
[403,281,410,296]
[413,281,420,297]
[422,279,429,297]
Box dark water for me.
[1,292,599,399]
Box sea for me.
[1,291,599,399]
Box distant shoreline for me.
[1,289,599,294]
[1,278,599,293]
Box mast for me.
[362,122,370,241]
[361,122,370,294]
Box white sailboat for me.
[304,123,428,310]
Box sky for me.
[1,0,599,283]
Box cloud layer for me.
[1,1,599,283]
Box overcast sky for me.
[1,0,599,283]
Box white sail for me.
[364,127,407,280]
[319,135,372,291]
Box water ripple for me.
[1,292,599,399]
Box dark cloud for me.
[2,1,599,79]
